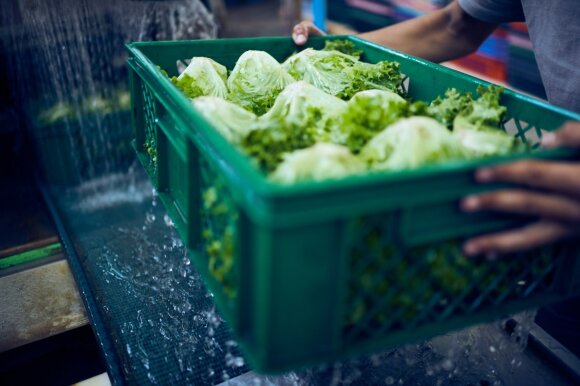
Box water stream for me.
[1,0,216,185]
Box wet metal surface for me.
[0,258,88,352]
[46,170,580,386]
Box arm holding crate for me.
[461,121,580,257]
[293,0,580,254]
[293,1,497,63]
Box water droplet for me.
[442,359,454,371]
[225,340,238,348]
[385,376,395,385]
[489,346,496,353]
[146,212,156,224]
[164,214,174,227]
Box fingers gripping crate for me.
[127,36,580,372]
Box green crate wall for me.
[127,36,580,372]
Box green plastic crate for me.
[126,36,580,373]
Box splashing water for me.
[2,0,216,186]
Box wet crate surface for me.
[127,36,580,372]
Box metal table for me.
[41,169,580,386]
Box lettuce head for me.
[242,81,347,172]
[283,48,403,99]
[453,125,515,158]
[227,50,295,115]
[361,117,465,170]
[191,96,257,144]
[271,143,364,184]
[452,86,514,157]
[172,57,228,99]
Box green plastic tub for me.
[127,36,580,373]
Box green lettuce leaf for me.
[453,125,515,158]
[283,48,403,99]
[271,143,364,184]
[227,50,295,115]
[191,96,257,144]
[361,116,465,170]
[323,39,363,59]
[343,60,403,98]
[428,88,473,129]
[341,89,408,153]
[242,81,347,172]
[453,85,507,131]
[452,86,515,157]
[171,57,228,99]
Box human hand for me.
[461,121,580,259]
[292,20,325,45]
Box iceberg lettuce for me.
[271,143,364,184]
[361,117,465,170]
[171,57,228,99]
[191,96,257,144]
[242,81,347,172]
[283,48,403,99]
[227,50,295,115]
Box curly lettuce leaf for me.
[271,143,364,184]
[191,96,257,144]
[343,60,403,98]
[342,89,408,153]
[171,57,228,99]
[361,116,465,170]
[428,88,473,129]
[227,50,295,115]
[452,86,515,157]
[323,39,363,59]
[453,85,507,131]
[453,125,515,158]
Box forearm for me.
[358,1,497,63]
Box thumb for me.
[542,121,580,149]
